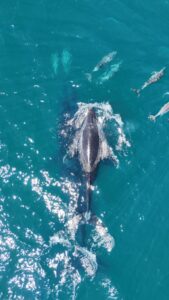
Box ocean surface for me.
[1,1,169,299]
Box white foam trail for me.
[50,232,98,278]
[92,222,115,252]
[50,231,71,248]
[48,250,81,299]
[101,278,120,299]
[30,175,67,223]
[0,164,16,184]
[66,214,83,240]
[28,170,82,242]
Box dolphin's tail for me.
[131,88,141,97]
[148,114,156,121]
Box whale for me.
[68,106,115,215]
[66,105,116,250]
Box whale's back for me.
[79,109,99,173]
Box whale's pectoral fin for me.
[68,143,76,157]
[100,138,119,166]
[68,135,79,157]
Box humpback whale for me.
[68,106,116,217]
[66,103,129,250]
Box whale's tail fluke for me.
[67,211,115,252]
[80,213,115,252]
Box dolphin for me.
[148,101,169,121]
[93,51,117,72]
[131,67,166,97]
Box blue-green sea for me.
[1,1,169,299]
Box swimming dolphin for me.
[131,67,166,96]
[93,51,117,72]
[149,101,169,121]
[85,51,117,82]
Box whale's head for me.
[86,108,97,125]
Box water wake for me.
[49,102,130,296]
[4,102,130,299]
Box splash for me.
[92,221,115,252]
[47,250,81,299]
[101,278,121,299]
[74,245,98,277]
[67,102,130,166]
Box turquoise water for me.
[1,1,169,299]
